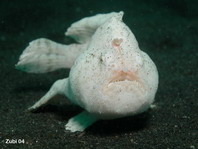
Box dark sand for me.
[0,0,197,148]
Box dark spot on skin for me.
[99,56,103,63]
[90,53,95,57]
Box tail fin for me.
[16,38,85,73]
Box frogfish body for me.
[16,11,158,132]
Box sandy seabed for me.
[0,0,197,149]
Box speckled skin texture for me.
[69,12,158,119]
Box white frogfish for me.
[16,11,159,132]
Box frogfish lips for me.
[109,70,140,83]
[102,70,145,94]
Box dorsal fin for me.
[65,12,123,44]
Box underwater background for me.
[0,0,197,148]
